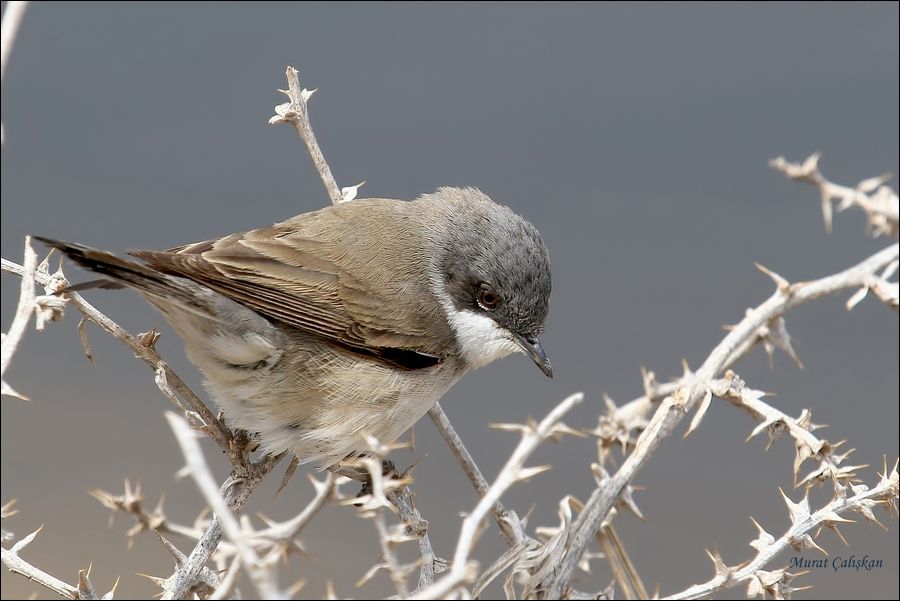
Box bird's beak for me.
[514,333,553,378]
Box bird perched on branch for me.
[38,187,552,470]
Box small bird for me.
[37,187,552,470]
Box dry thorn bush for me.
[1,12,897,598]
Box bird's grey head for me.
[423,187,553,377]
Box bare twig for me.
[0,0,29,145]
[269,66,343,206]
[0,1,28,83]
[597,525,648,601]
[166,412,283,599]
[770,153,899,238]
[371,504,413,598]
[415,392,584,599]
[1,525,103,600]
[162,455,281,600]
[542,244,899,598]
[208,555,242,601]
[1,237,37,399]
[267,65,462,596]
[590,258,896,463]
[666,460,899,599]
[1,499,19,542]
[91,479,172,544]
[711,372,868,488]
[255,472,335,564]
[587,375,679,465]
[350,453,417,598]
[387,486,445,592]
[151,530,221,595]
[428,403,528,547]
[93,460,326,597]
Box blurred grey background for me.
[2,2,897,599]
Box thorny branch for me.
[270,67,445,596]
[2,52,897,600]
[0,0,29,145]
[167,412,283,599]
[414,393,584,599]
[352,453,418,598]
[712,372,868,488]
[770,153,899,238]
[428,403,528,546]
[269,66,344,206]
[1,515,115,601]
[0,236,37,399]
[1,542,98,600]
[387,486,445,592]
[161,453,283,600]
[666,459,899,600]
[0,2,29,83]
[589,157,899,467]
[541,244,899,597]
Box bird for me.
[37,187,552,471]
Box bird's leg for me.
[225,427,261,479]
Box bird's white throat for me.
[444,308,521,370]
[430,266,522,370]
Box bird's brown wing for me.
[132,199,453,358]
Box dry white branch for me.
[1,499,18,542]
[0,1,28,83]
[709,372,868,488]
[271,68,446,593]
[587,374,679,464]
[166,411,283,599]
[269,66,343,206]
[770,153,899,238]
[590,258,896,461]
[1,236,37,399]
[415,392,584,600]
[138,472,334,579]
[335,438,440,598]
[208,555,242,601]
[666,460,899,600]
[354,455,416,598]
[162,455,281,600]
[845,258,899,311]
[387,485,445,592]
[516,496,586,599]
[90,479,169,544]
[1,524,112,600]
[428,403,528,547]
[150,530,221,596]
[541,243,899,598]
[594,525,647,601]
[1,0,29,145]
[255,473,335,564]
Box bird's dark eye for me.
[477,284,501,311]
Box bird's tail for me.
[34,236,209,315]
